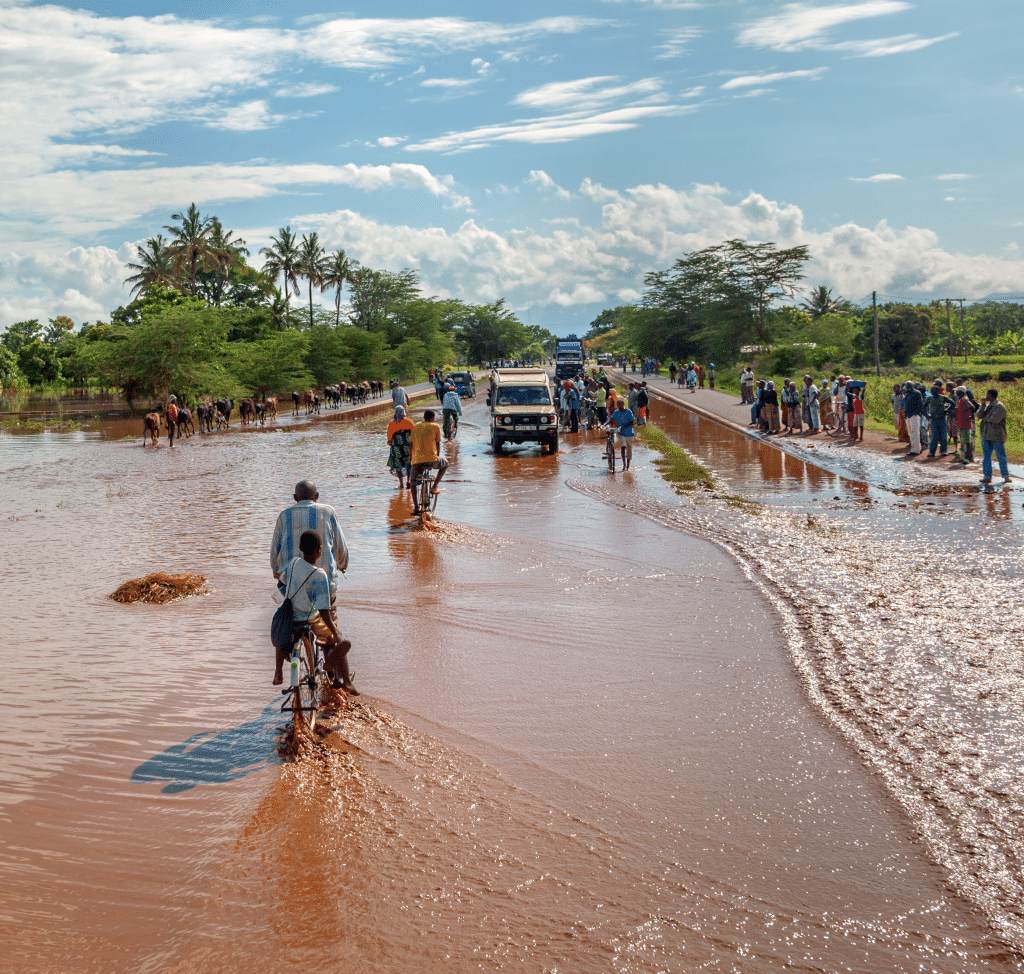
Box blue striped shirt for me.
[442,389,463,414]
[270,500,349,591]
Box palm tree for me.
[164,203,215,296]
[266,287,291,331]
[259,227,301,321]
[323,249,354,327]
[204,218,249,306]
[800,285,846,319]
[296,232,327,330]
[123,234,177,298]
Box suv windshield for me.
[496,386,551,406]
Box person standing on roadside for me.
[901,381,925,456]
[801,376,820,432]
[955,387,977,463]
[567,382,581,433]
[628,382,639,418]
[390,379,409,410]
[165,394,178,448]
[927,380,953,458]
[740,367,754,404]
[636,382,649,426]
[977,388,1012,484]
[595,383,608,425]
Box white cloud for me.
[657,28,703,59]
[601,0,701,6]
[8,180,1024,329]
[0,162,472,237]
[721,68,827,90]
[849,173,904,182]
[377,136,407,148]
[739,1,910,50]
[527,170,572,199]
[206,100,292,131]
[514,76,664,111]
[421,78,479,88]
[944,197,956,202]
[471,58,492,76]
[734,88,774,99]
[48,144,164,160]
[274,82,338,97]
[937,173,971,181]
[407,104,691,154]
[738,2,957,58]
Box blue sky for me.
[1,0,1021,335]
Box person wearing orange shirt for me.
[386,405,415,490]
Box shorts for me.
[614,433,634,461]
[291,612,332,645]
[852,414,864,428]
[411,457,448,484]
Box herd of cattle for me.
[141,379,389,446]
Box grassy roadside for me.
[635,422,714,491]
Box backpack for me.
[271,563,318,652]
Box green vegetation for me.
[1,203,557,408]
[635,422,713,490]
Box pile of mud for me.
[109,572,207,605]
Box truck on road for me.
[554,336,584,381]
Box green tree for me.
[855,304,934,366]
[1,319,43,355]
[227,330,312,398]
[164,203,215,296]
[296,232,327,330]
[17,339,62,384]
[799,285,852,319]
[452,299,528,363]
[124,235,177,299]
[197,218,249,307]
[259,227,302,321]
[346,267,420,330]
[44,315,75,345]
[0,344,23,389]
[323,249,353,327]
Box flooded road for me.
[1,396,1022,972]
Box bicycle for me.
[602,424,617,472]
[443,412,459,441]
[580,398,597,430]
[415,465,440,524]
[280,625,324,736]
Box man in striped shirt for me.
[270,480,349,596]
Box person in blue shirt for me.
[567,383,581,432]
[441,383,463,438]
[609,397,636,471]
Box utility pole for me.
[945,299,953,366]
[873,291,880,378]
[958,298,967,363]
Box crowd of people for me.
[745,373,866,440]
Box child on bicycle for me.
[274,530,357,695]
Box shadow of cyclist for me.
[131,701,281,793]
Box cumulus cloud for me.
[737,2,957,57]
[721,68,827,90]
[7,179,1024,329]
[849,173,904,182]
[377,136,407,148]
[527,170,572,199]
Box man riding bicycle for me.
[441,383,463,438]
[273,530,355,693]
[410,409,449,515]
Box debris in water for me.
[109,572,208,605]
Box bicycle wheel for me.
[419,472,432,522]
[295,640,320,734]
[607,436,616,471]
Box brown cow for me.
[264,397,278,420]
[143,412,160,446]
[304,390,315,415]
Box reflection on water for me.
[0,398,1020,971]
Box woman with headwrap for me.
[818,378,835,433]
[386,405,415,489]
[762,380,781,433]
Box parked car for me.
[449,371,476,398]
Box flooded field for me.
[2,394,1023,972]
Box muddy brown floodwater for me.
[1,395,1023,972]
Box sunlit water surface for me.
[1,396,1022,972]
